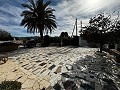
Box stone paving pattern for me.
[1,47,98,90]
[0,60,42,90]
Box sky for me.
[0,0,120,37]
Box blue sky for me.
[0,0,120,37]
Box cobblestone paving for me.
[0,60,43,90]
[1,47,97,90]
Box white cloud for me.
[51,0,120,36]
[0,4,39,37]
[0,0,120,37]
[0,4,23,24]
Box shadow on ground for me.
[8,46,75,57]
[53,54,120,90]
[8,47,34,57]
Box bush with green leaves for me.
[0,81,21,90]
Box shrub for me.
[0,29,13,41]
[71,36,79,46]
[44,35,50,47]
[0,42,18,52]
[25,39,36,48]
[62,37,71,46]
[0,81,22,90]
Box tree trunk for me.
[100,43,103,53]
[40,29,44,46]
[100,31,103,53]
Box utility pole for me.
[80,21,82,32]
[76,18,77,36]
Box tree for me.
[20,0,57,45]
[59,32,71,46]
[111,20,120,42]
[0,29,13,41]
[81,14,117,53]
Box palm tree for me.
[20,0,57,45]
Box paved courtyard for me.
[0,47,120,90]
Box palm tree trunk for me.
[40,29,44,46]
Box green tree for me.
[81,14,112,53]
[20,0,57,45]
[60,32,69,38]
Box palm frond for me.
[43,1,51,9]
[28,0,36,8]
[22,4,34,11]
[20,0,57,37]
[20,10,33,16]
[36,0,43,9]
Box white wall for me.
[79,37,89,47]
